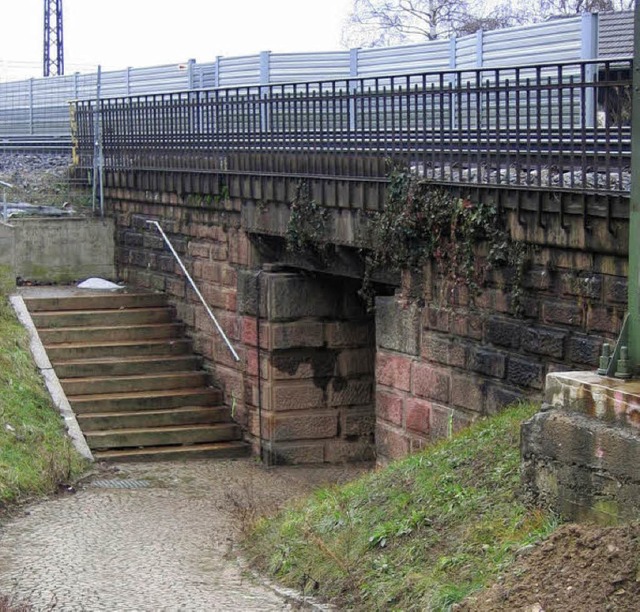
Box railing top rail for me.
[71,55,634,105]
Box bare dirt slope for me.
[459,523,640,612]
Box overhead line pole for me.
[44,0,64,77]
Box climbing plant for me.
[361,167,529,314]
[285,180,329,258]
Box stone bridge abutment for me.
[106,181,628,465]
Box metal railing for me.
[146,220,240,362]
[72,57,633,196]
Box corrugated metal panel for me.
[599,10,634,57]
[483,17,582,66]
[357,40,450,76]
[218,55,261,87]
[455,34,477,69]
[269,51,350,83]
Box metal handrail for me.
[146,220,240,362]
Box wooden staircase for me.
[24,291,249,462]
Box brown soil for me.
[458,523,640,612]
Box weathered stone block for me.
[266,381,327,411]
[376,422,409,462]
[376,390,403,426]
[411,362,450,403]
[522,326,566,358]
[270,441,325,464]
[566,333,603,367]
[405,397,431,435]
[423,306,450,333]
[542,301,583,327]
[324,439,375,462]
[469,347,506,379]
[326,320,373,348]
[376,296,420,356]
[336,348,375,377]
[586,305,623,335]
[342,408,375,437]
[267,273,340,321]
[329,379,373,406]
[270,350,337,381]
[376,352,412,392]
[506,356,544,389]
[450,374,484,412]
[485,317,522,349]
[271,412,338,441]
[603,276,627,304]
[485,384,523,414]
[270,321,324,349]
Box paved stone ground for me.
[0,458,369,611]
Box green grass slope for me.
[247,403,558,611]
[0,277,87,508]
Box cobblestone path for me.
[0,459,366,611]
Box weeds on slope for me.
[246,403,558,611]
[0,271,86,508]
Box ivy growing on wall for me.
[361,168,529,314]
[285,171,528,315]
[285,180,329,258]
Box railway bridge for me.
[70,56,632,470]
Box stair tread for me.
[41,322,182,332]
[45,339,189,350]
[60,371,205,384]
[86,423,237,436]
[94,440,249,459]
[69,387,219,401]
[54,355,198,366]
[33,307,172,316]
[76,405,228,419]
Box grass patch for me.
[0,274,87,509]
[246,403,558,611]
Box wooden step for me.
[45,338,192,361]
[53,355,201,378]
[68,387,223,414]
[23,292,167,312]
[85,423,242,450]
[93,440,250,462]
[60,371,208,396]
[39,323,184,345]
[31,307,173,329]
[77,406,232,431]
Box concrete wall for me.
[0,217,116,283]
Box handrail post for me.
[146,220,240,362]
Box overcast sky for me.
[1,0,354,81]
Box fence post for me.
[260,51,271,132]
[28,78,34,136]
[349,48,359,131]
[449,37,457,129]
[214,56,221,88]
[187,58,196,90]
[581,12,598,128]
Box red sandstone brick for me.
[329,379,373,407]
[188,241,211,259]
[326,321,373,348]
[342,408,375,437]
[266,381,327,412]
[270,441,325,464]
[376,390,403,426]
[586,305,623,335]
[165,277,185,298]
[271,412,338,441]
[375,422,409,461]
[270,321,325,350]
[450,374,484,412]
[201,261,222,283]
[336,348,375,377]
[325,439,375,462]
[411,362,450,403]
[211,242,229,261]
[376,352,412,392]
[405,397,431,435]
[241,317,270,348]
[222,266,237,288]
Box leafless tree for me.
[342,0,527,47]
[343,0,635,48]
